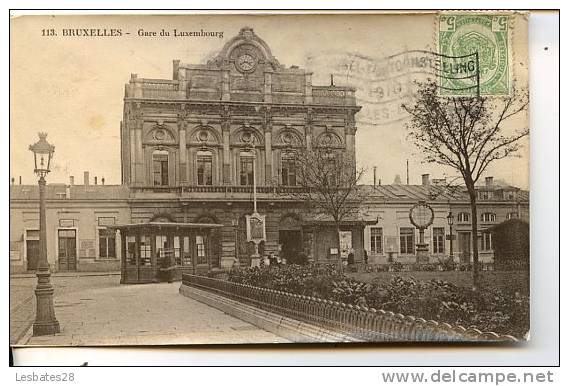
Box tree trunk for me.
[467,185,480,291]
[335,221,342,270]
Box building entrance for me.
[58,229,77,271]
[458,232,471,264]
[279,230,302,263]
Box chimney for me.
[101,177,105,185]
[173,60,180,80]
[69,176,74,186]
[422,174,430,186]
[378,179,381,186]
[11,177,14,185]
[84,171,90,186]
[65,184,71,199]
[485,176,494,188]
[373,166,377,186]
[94,176,98,185]
[19,176,22,185]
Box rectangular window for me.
[153,154,169,186]
[432,227,445,254]
[197,154,213,185]
[182,236,191,266]
[173,236,181,265]
[126,235,136,265]
[140,235,152,266]
[196,235,207,264]
[481,233,493,251]
[399,227,415,255]
[240,157,254,186]
[98,229,116,258]
[281,157,297,186]
[370,227,383,254]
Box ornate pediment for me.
[275,127,304,147]
[207,27,282,71]
[315,131,343,148]
[189,125,221,145]
[145,125,176,144]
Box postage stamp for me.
[438,14,510,96]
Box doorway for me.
[26,229,40,271]
[279,230,302,262]
[58,229,77,271]
[26,240,39,271]
[458,232,471,264]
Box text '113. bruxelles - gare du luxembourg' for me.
[9,27,528,284]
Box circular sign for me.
[409,201,435,229]
[236,53,257,73]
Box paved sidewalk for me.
[21,282,289,346]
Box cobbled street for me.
[10,274,288,346]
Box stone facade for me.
[9,27,529,274]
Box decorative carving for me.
[276,127,303,147]
[145,125,176,144]
[315,131,343,148]
[189,125,221,145]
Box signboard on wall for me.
[246,212,266,243]
[339,231,352,259]
[59,219,75,227]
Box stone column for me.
[264,130,272,184]
[134,120,144,186]
[264,72,272,103]
[305,108,313,151]
[221,69,230,101]
[263,108,273,184]
[129,121,137,185]
[178,120,187,185]
[222,121,231,184]
[345,111,357,165]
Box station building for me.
[9,27,529,277]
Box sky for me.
[10,13,529,188]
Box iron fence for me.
[181,273,518,343]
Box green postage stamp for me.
[438,14,510,96]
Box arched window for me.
[481,212,496,222]
[506,212,518,220]
[152,150,169,186]
[457,212,470,222]
[196,150,213,186]
[281,152,296,186]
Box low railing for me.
[181,274,518,343]
[357,262,496,273]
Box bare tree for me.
[290,147,366,264]
[403,80,529,289]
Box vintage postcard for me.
[10,11,530,348]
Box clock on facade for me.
[236,53,257,73]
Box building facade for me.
[9,27,529,275]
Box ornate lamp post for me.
[447,210,455,259]
[29,133,60,336]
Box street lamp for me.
[29,133,60,336]
[447,210,455,259]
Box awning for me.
[105,221,224,231]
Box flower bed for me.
[227,264,529,339]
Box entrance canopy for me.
[106,222,224,284]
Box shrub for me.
[226,264,529,339]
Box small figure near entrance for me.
[268,252,278,266]
[347,248,355,265]
[363,249,369,265]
